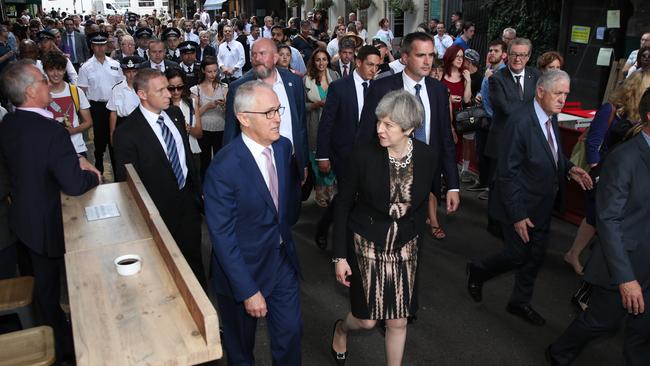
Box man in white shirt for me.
[247,24,260,47]
[623,32,650,76]
[182,20,200,43]
[434,22,453,59]
[271,25,306,75]
[326,24,347,58]
[200,9,210,28]
[261,16,273,39]
[217,25,245,82]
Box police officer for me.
[178,41,201,91]
[107,55,143,142]
[162,27,182,63]
[126,13,138,35]
[134,27,153,60]
[77,32,124,176]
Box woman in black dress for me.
[331,90,439,365]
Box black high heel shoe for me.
[331,319,347,365]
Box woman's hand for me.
[452,129,459,144]
[335,260,352,287]
[463,69,471,83]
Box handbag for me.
[569,104,617,173]
[454,104,488,134]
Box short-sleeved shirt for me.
[77,55,124,102]
[107,80,140,117]
[47,82,90,153]
[453,36,469,50]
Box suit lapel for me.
[524,68,537,100]
[348,77,359,121]
[272,139,286,217]
[134,109,176,175]
[235,136,277,214]
[530,105,558,169]
[637,134,650,172]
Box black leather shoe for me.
[545,345,560,366]
[506,304,546,326]
[467,182,487,192]
[315,222,328,249]
[466,262,483,302]
[331,319,347,365]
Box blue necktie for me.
[156,115,185,188]
[68,34,77,63]
[413,84,426,143]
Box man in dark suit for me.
[313,45,381,248]
[548,90,650,365]
[484,38,540,236]
[358,31,460,215]
[113,68,206,288]
[330,37,356,78]
[205,80,302,366]
[223,38,309,184]
[0,60,100,361]
[62,16,89,68]
[138,39,180,72]
[466,70,592,325]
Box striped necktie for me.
[156,115,185,188]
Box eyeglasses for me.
[508,52,530,59]
[455,55,464,60]
[167,85,185,91]
[241,106,285,119]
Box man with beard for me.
[270,25,306,75]
[223,38,309,195]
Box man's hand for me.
[514,218,535,243]
[79,156,102,183]
[335,260,352,287]
[318,160,331,173]
[619,280,645,315]
[570,166,593,190]
[244,291,267,318]
[446,191,460,213]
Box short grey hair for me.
[507,37,532,55]
[233,80,274,115]
[1,60,39,106]
[536,69,570,91]
[375,89,423,131]
[502,27,516,37]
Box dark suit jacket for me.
[137,60,180,70]
[584,134,650,290]
[113,106,202,233]
[0,150,14,250]
[485,66,540,159]
[356,72,459,190]
[0,110,98,256]
[333,139,439,258]
[330,60,355,78]
[204,135,301,301]
[63,30,90,63]
[488,102,572,226]
[196,45,216,62]
[223,68,309,180]
[315,75,360,175]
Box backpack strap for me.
[69,83,80,114]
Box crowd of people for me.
[0,7,649,366]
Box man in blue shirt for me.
[471,39,507,195]
[453,21,475,50]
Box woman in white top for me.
[167,67,203,183]
[375,18,394,51]
[190,55,227,182]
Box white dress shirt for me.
[139,105,188,183]
[352,70,367,120]
[510,68,526,91]
[241,132,276,191]
[150,60,167,71]
[271,70,294,148]
[389,59,406,74]
[326,38,339,57]
[77,55,123,101]
[337,61,352,77]
[533,99,558,155]
[261,26,273,39]
[217,40,245,78]
[402,72,431,144]
[434,34,453,59]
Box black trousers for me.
[198,130,223,183]
[89,101,114,174]
[0,243,16,279]
[474,128,491,187]
[29,248,73,363]
[550,285,650,365]
[477,219,550,306]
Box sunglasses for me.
[167,85,185,91]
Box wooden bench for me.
[0,326,55,366]
[0,276,35,329]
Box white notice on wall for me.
[606,10,620,28]
[85,203,121,221]
[597,48,614,66]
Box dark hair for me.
[462,21,475,32]
[356,45,380,61]
[133,68,164,92]
[432,57,444,69]
[452,11,463,18]
[306,48,330,85]
[165,67,191,101]
[442,44,466,77]
[42,51,68,71]
[640,87,650,124]
[199,55,219,84]
[401,32,434,55]
[488,39,508,53]
[536,51,565,70]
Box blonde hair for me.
[610,71,650,122]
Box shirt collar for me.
[139,105,166,126]
[16,107,53,119]
[402,71,425,89]
[510,67,525,78]
[242,131,273,153]
[352,69,366,84]
[642,131,650,148]
[533,99,552,124]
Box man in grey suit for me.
[548,90,650,366]
[62,17,89,69]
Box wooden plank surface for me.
[62,183,152,253]
[0,277,33,311]
[65,238,221,366]
[0,326,55,366]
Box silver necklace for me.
[388,139,413,169]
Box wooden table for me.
[62,165,222,365]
